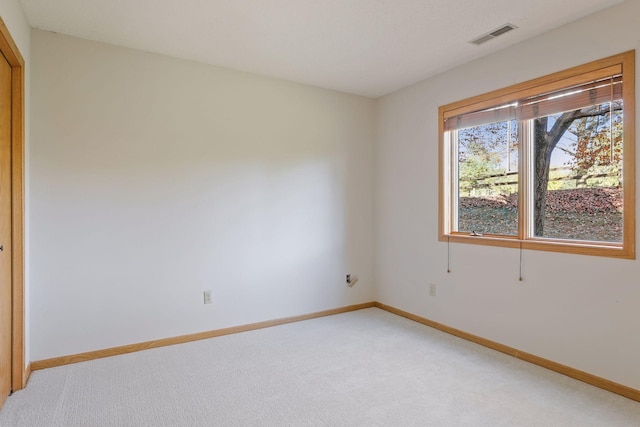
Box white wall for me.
[375,0,640,390]
[30,31,375,361]
[0,0,30,368]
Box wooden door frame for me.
[0,17,26,391]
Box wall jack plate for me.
[346,274,358,287]
[203,290,213,304]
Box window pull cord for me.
[519,242,524,282]
[447,236,451,273]
[610,76,614,164]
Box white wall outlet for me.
[203,290,212,304]
[429,283,436,297]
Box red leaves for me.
[459,193,517,210]
[460,188,622,214]
[544,188,622,214]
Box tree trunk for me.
[532,110,583,236]
[533,118,551,236]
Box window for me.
[439,51,635,258]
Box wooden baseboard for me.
[23,363,31,388]
[9,363,30,394]
[29,300,640,403]
[31,302,376,371]
[375,302,640,403]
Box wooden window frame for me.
[438,51,635,259]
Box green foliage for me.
[459,140,501,190]
[458,120,517,196]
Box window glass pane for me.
[533,101,623,242]
[457,120,518,235]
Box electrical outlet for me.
[429,283,436,297]
[203,290,212,304]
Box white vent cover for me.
[469,24,518,45]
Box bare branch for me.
[548,110,581,149]
[555,146,576,156]
[569,104,621,121]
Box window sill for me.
[439,233,634,259]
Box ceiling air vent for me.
[469,23,518,45]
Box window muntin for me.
[439,51,635,258]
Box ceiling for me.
[19,0,622,98]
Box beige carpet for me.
[1,308,639,426]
